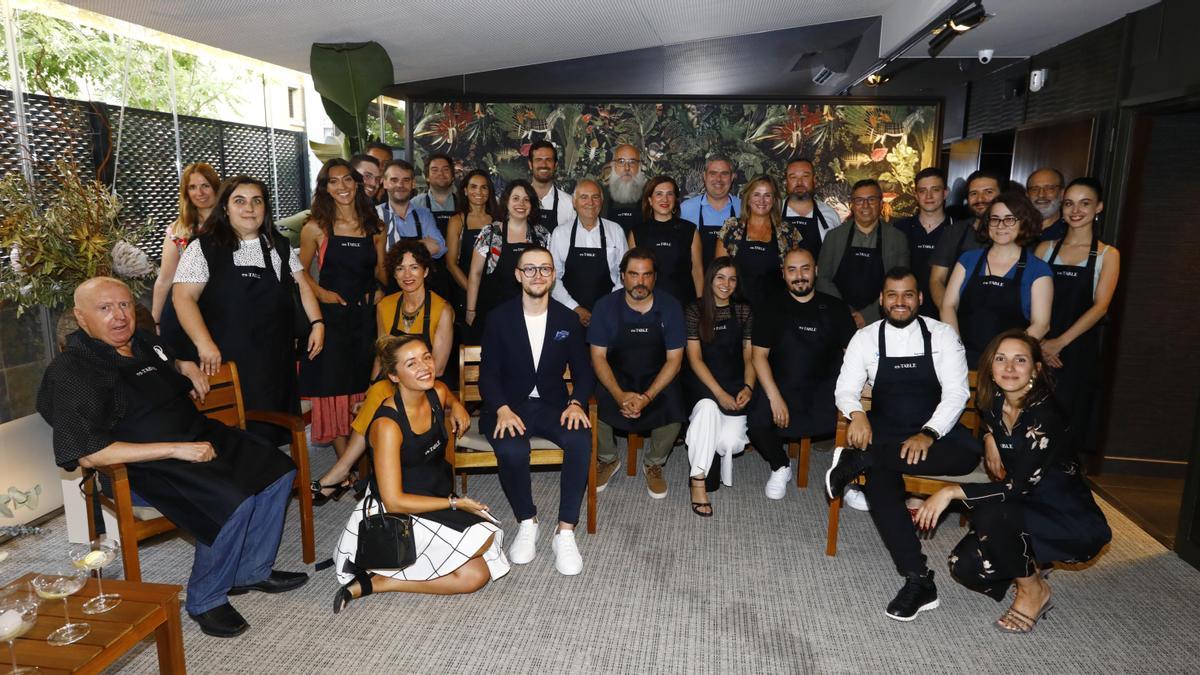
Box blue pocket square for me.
[554,330,570,341]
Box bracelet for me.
[449,496,457,511]
[310,318,324,326]
[741,384,752,392]
[567,399,583,409]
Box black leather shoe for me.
[228,570,309,595]
[189,602,249,638]
[825,446,872,500]
[885,570,939,622]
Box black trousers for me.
[862,424,980,576]
[948,501,1035,600]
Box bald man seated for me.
[37,277,307,638]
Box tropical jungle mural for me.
[409,100,940,222]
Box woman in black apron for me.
[167,176,324,446]
[629,175,702,303]
[298,159,388,457]
[941,192,1054,368]
[1035,178,1120,457]
[332,335,506,611]
[445,170,499,317]
[682,257,754,516]
[464,179,551,342]
[152,162,219,327]
[915,332,1110,633]
[715,176,802,310]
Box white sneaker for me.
[551,529,583,576]
[843,485,870,511]
[765,465,792,500]
[482,530,511,580]
[508,518,538,565]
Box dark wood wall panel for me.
[1025,22,1124,125]
[1101,110,1200,467]
[1010,118,1094,185]
[965,66,1029,138]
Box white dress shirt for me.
[548,217,628,310]
[834,316,969,438]
[524,310,547,397]
[784,201,841,240]
[540,186,576,230]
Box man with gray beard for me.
[604,144,648,235]
[1026,167,1067,241]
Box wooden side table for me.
[2,574,185,674]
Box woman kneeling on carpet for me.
[914,330,1110,633]
[332,335,510,612]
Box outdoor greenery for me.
[0,11,245,115]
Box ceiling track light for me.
[928,1,987,56]
[865,72,890,87]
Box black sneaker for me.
[824,446,872,500]
[885,570,939,622]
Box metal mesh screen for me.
[0,89,309,263]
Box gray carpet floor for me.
[3,440,1199,674]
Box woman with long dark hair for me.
[464,179,551,340]
[941,191,1054,366]
[714,175,803,309]
[444,169,498,315]
[915,330,1110,633]
[152,162,220,327]
[299,158,388,459]
[169,176,324,443]
[628,175,703,303]
[1034,178,1120,457]
[332,335,508,612]
[681,256,754,516]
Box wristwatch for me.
[567,399,584,410]
[918,427,940,441]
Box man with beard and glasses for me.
[746,248,855,499]
[681,154,741,267]
[825,267,980,622]
[893,167,952,318]
[1026,167,1067,242]
[480,246,595,576]
[781,158,840,259]
[550,179,628,327]
[589,248,687,499]
[604,144,648,235]
[529,140,576,231]
[928,170,1004,311]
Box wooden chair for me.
[825,371,986,556]
[789,438,814,488]
[84,362,315,582]
[448,345,600,534]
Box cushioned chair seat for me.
[454,416,562,452]
[910,462,990,484]
[130,505,165,520]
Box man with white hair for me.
[1026,167,1067,241]
[550,178,628,327]
[604,144,648,235]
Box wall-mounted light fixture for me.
[928,1,988,57]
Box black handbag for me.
[354,477,417,570]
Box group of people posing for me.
[38,139,1114,639]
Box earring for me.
[1026,380,1033,391]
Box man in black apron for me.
[680,155,740,268]
[550,179,627,327]
[37,278,306,638]
[413,152,458,240]
[588,248,687,498]
[781,158,838,260]
[929,169,1002,309]
[603,144,647,235]
[1026,167,1067,241]
[365,142,394,204]
[816,179,909,328]
[893,167,952,318]
[350,154,382,212]
[379,159,448,296]
[529,140,576,231]
[748,248,856,498]
[825,269,980,622]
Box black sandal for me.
[332,570,373,614]
[311,479,352,506]
[689,477,713,518]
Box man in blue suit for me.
[480,246,595,576]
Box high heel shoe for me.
[310,479,352,506]
[332,570,373,614]
[689,476,713,518]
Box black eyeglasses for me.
[988,215,1019,228]
[519,265,554,278]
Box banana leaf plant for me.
[310,41,394,154]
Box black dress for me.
[949,395,1111,600]
[299,232,378,399]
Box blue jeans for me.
[182,470,295,614]
[481,398,591,525]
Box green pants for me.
[597,421,681,467]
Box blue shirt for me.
[679,194,741,231]
[587,289,686,351]
[377,203,445,257]
[956,248,1052,319]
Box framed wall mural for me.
[409,98,941,222]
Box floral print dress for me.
[947,394,1111,600]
